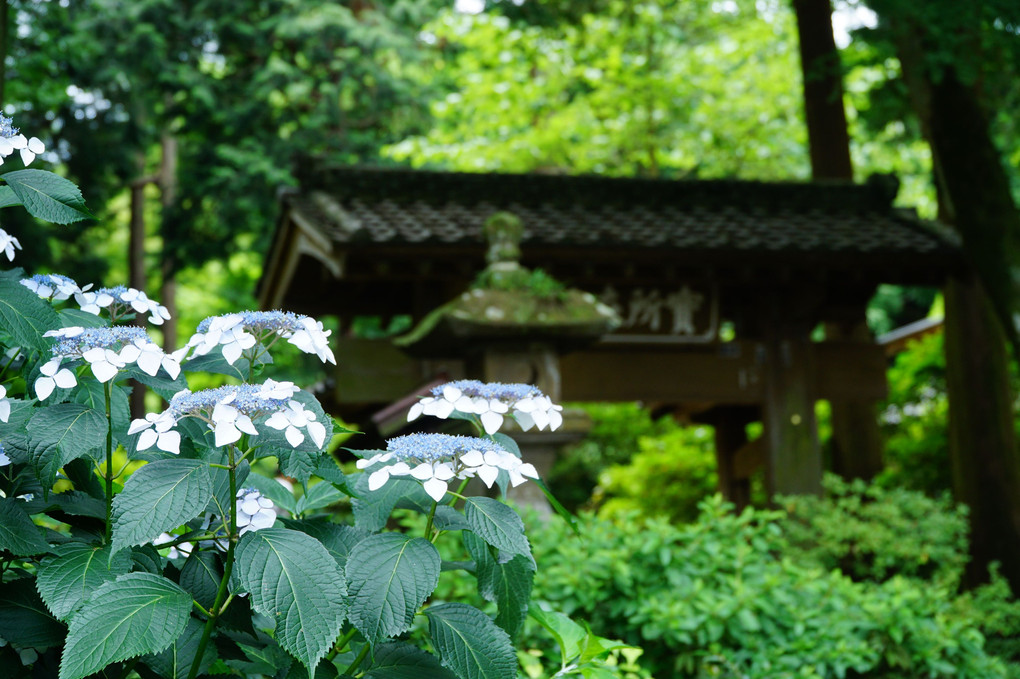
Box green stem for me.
[104,380,114,542]
[187,445,239,679]
[447,478,471,506]
[326,627,358,661]
[345,643,371,676]
[0,347,18,381]
[424,500,438,540]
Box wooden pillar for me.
[760,302,822,497]
[826,318,884,480]
[945,274,1020,587]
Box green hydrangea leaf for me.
[424,603,517,679]
[35,542,133,620]
[235,527,347,675]
[0,269,61,350]
[111,459,213,554]
[27,403,107,490]
[281,519,369,570]
[178,550,221,611]
[1,169,94,224]
[362,642,459,679]
[463,532,533,641]
[142,617,216,679]
[464,497,532,563]
[0,496,50,555]
[351,473,427,532]
[347,533,440,645]
[59,572,191,679]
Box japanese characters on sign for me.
[600,284,718,342]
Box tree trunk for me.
[159,134,179,352]
[792,0,883,480]
[128,153,154,418]
[890,15,1020,589]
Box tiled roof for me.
[285,164,959,258]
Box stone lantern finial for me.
[483,211,524,273]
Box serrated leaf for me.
[235,527,347,674]
[464,498,531,562]
[142,617,216,679]
[59,572,191,679]
[362,642,459,679]
[131,544,164,575]
[73,380,131,448]
[281,519,369,570]
[528,606,587,662]
[314,457,349,492]
[56,308,108,329]
[433,505,470,532]
[2,169,93,224]
[0,271,61,350]
[0,398,33,462]
[35,542,132,620]
[347,533,440,645]
[351,473,426,532]
[111,459,213,553]
[425,603,517,679]
[40,490,106,519]
[27,403,107,490]
[0,496,51,555]
[463,533,532,641]
[178,550,221,610]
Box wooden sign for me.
[599,283,718,343]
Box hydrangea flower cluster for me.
[75,286,171,325]
[0,384,10,423]
[130,379,326,453]
[0,228,21,261]
[35,326,181,400]
[358,433,539,502]
[0,114,45,166]
[408,380,564,435]
[21,274,90,301]
[181,311,335,365]
[236,487,277,534]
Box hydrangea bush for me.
[0,116,619,679]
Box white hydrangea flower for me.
[236,488,276,534]
[0,227,21,262]
[0,443,10,467]
[0,384,10,423]
[153,532,193,560]
[358,433,539,502]
[264,400,327,448]
[21,274,91,301]
[75,285,171,325]
[35,326,180,399]
[131,380,325,454]
[0,114,44,166]
[181,310,335,366]
[408,380,564,435]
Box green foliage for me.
[0,170,93,225]
[595,424,718,523]
[471,268,566,300]
[35,543,133,620]
[777,473,969,585]
[60,573,192,679]
[425,603,518,679]
[526,498,1005,678]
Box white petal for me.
[250,511,275,530]
[156,431,181,454]
[490,399,509,414]
[460,449,484,467]
[434,463,456,481]
[307,421,327,449]
[137,428,158,451]
[284,425,304,447]
[514,410,536,431]
[241,498,261,515]
[0,400,8,423]
[477,465,499,488]
[388,462,411,477]
[40,358,61,376]
[135,348,162,376]
[128,418,152,435]
[407,402,424,421]
[9,134,25,149]
[91,360,120,383]
[265,412,289,430]
[54,368,78,389]
[222,341,244,365]
[368,468,391,491]
[531,409,550,431]
[214,420,242,447]
[35,376,55,400]
[0,137,12,155]
[518,462,539,479]
[161,355,181,379]
[423,477,449,502]
[548,409,564,431]
[235,414,259,436]
[410,463,434,480]
[515,397,537,413]
[454,395,474,412]
[27,137,44,154]
[433,399,455,419]
[19,148,35,166]
[442,385,462,402]
[481,411,503,435]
